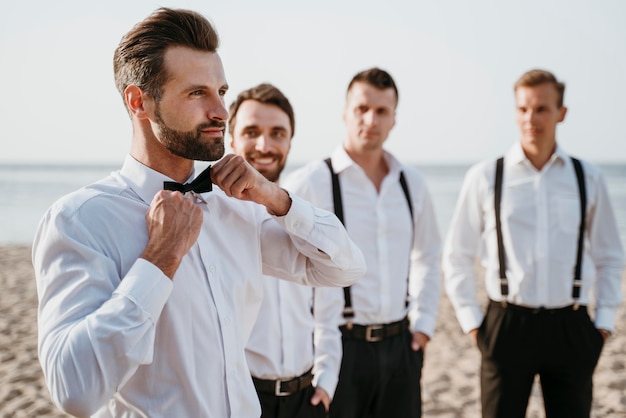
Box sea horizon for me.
[1,161,625,246]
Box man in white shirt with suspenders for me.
[443,69,624,417]
[284,67,442,418]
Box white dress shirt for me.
[283,146,442,337]
[443,143,625,334]
[245,275,342,398]
[33,154,365,418]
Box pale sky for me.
[1,0,625,166]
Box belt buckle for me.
[365,324,384,342]
[275,380,291,397]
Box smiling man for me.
[228,84,293,183]
[443,69,624,418]
[229,83,339,417]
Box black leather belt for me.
[340,317,409,342]
[491,300,585,315]
[252,369,313,397]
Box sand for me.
[1,245,625,417]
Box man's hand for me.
[469,328,479,344]
[310,386,330,412]
[211,154,291,216]
[411,331,430,352]
[598,329,612,342]
[141,190,203,279]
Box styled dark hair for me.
[113,7,220,111]
[228,83,295,138]
[347,67,398,103]
[514,69,566,107]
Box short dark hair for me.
[228,83,295,138]
[113,7,220,112]
[514,69,566,108]
[347,67,398,104]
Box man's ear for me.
[558,105,568,123]
[125,85,152,119]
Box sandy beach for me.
[1,245,625,417]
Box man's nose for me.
[255,135,271,152]
[362,110,376,125]
[206,97,228,122]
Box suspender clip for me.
[342,307,355,319]
[573,302,580,311]
[345,321,353,330]
[501,300,508,308]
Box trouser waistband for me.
[252,368,313,397]
[490,299,586,315]
[340,317,409,342]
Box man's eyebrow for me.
[181,83,229,92]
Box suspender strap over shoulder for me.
[324,158,344,225]
[571,157,586,300]
[324,158,414,320]
[494,157,508,297]
[399,172,414,219]
[493,156,587,305]
[324,158,354,319]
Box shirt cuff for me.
[314,370,338,401]
[114,258,173,321]
[270,192,315,237]
[457,304,485,334]
[594,306,618,333]
[409,313,437,338]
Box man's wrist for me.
[266,187,292,216]
[598,329,613,340]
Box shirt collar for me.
[506,141,569,168]
[330,145,403,178]
[119,154,195,205]
[330,145,355,173]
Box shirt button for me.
[209,265,216,273]
[223,317,231,326]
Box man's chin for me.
[256,167,280,183]
[192,144,225,162]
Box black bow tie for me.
[163,165,213,194]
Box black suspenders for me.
[571,158,587,301]
[494,156,587,308]
[494,158,508,298]
[324,158,414,322]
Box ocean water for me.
[1,162,624,248]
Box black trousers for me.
[329,330,423,418]
[256,383,327,418]
[478,300,605,418]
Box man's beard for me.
[155,107,225,161]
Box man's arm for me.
[407,171,442,341]
[260,193,365,287]
[33,191,202,416]
[442,165,487,335]
[587,166,625,333]
[311,286,344,405]
[213,154,366,287]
